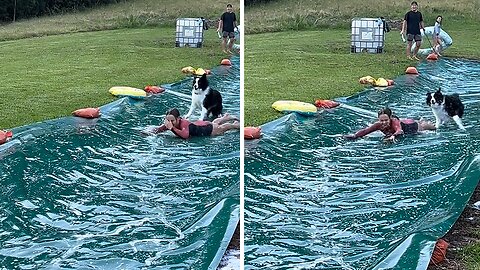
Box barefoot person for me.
[401,1,425,60]
[344,107,436,143]
[433,15,443,55]
[217,4,237,54]
[151,108,240,139]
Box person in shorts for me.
[401,1,425,60]
[217,4,237,54]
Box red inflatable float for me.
[0,130,13,144]
[244,127,261,140]
[314,99,340,109]
[426,53,439,61]
[72,108,101,119]
[144,85,165,94]
[405,66,419,74]
[221,59,232,66]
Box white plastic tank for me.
[351,18,385,53]
[175,18,204,48]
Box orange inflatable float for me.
[405,66,419,74]
[144,85,165,94]
[72,108,101,119]
[221,59,232,66]
[427,53,439,60]
[244,127,262,140]
[314,99,340,109]
[0,130,13,144]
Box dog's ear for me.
[426,92,431,97]
[436,87,441,93]
[202,73,207,79]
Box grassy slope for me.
[244,0,480,126]
[245,0,480,34]
[0,29,226,128]
[0,0,236,40]
[0,0,240,129]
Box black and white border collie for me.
[184,73,223,120]
[426,88,465,130]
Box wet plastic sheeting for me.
[245,59,480,270]
[0,56,240,269]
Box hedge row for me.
[0,0,127,22]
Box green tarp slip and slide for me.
[245,59,480,269]
[0,56,239,269]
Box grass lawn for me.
[461,242,480,269]
[0,0,241,129]
[0,28,229,129]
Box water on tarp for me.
[245,58,480,270]
[0,57,240,269]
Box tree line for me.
[0,0,127,22]
[245,0,277,6]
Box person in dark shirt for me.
[401,1,425,60]
[151,108,240,139]
[344,107,436,143]
[217,4,237,54]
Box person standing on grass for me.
[401,1,425,60]
[433,15,443,55]
[217,3,237,54]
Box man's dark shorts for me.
[407,34,422,42]
[222,31,235,39]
